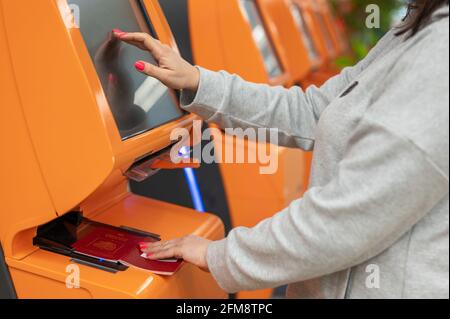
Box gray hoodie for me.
[181,6,449,298]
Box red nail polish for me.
[113,29,126,37]
[135,61,145,72]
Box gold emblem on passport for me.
[93,240,118,252]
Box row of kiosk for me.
[0,0,349,299]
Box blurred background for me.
[330,0,408,66]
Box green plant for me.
[331,0,406,63]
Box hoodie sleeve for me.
[180,31,395,150]
[205,117,448,293]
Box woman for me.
[115,1,449,298]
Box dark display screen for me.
[239,0,283,79]
[69,0,185,140]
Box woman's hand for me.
[113,29,200,91]
[140,235,212,272]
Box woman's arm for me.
[141,115,448,292]
[115,29,395,150]
[180,67,352,150]
[179,29,398,150]
[205,119,448,292]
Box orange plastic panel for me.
[0,0,198,217]
[257,0,313,85]
[8,194,227,299]
[1,0,225,300]
[294,0,330,65]
[308,0,337,60]
[319,0,347,56]
[1,0,115,215]
[191,0,292,85]
[292,0,341,87]
[188,0,225,71]
[0,2,57,258]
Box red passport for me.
[72,226,183,276]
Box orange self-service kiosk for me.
[189,0,310,229]
[316,0,350,57]
[256,0,347,87]
[0,0,226,299]
[188,0,310,299]
[256,0,315,86]
[191,0,288,85]
[307,0,339,64]
[189,0,309,233]
[291,0,342,86]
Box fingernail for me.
[135,61,146,72]
[108,74,116,83]
[113,29,126,37]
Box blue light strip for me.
[183,168,206,212]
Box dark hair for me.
[396,0,449,37]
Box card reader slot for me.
[125,142,198,182]
[34,211,159,273]
[119,226,161,240]
[35,237,128,272]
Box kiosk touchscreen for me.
[0,0,225,299]
[69,0,185,140]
